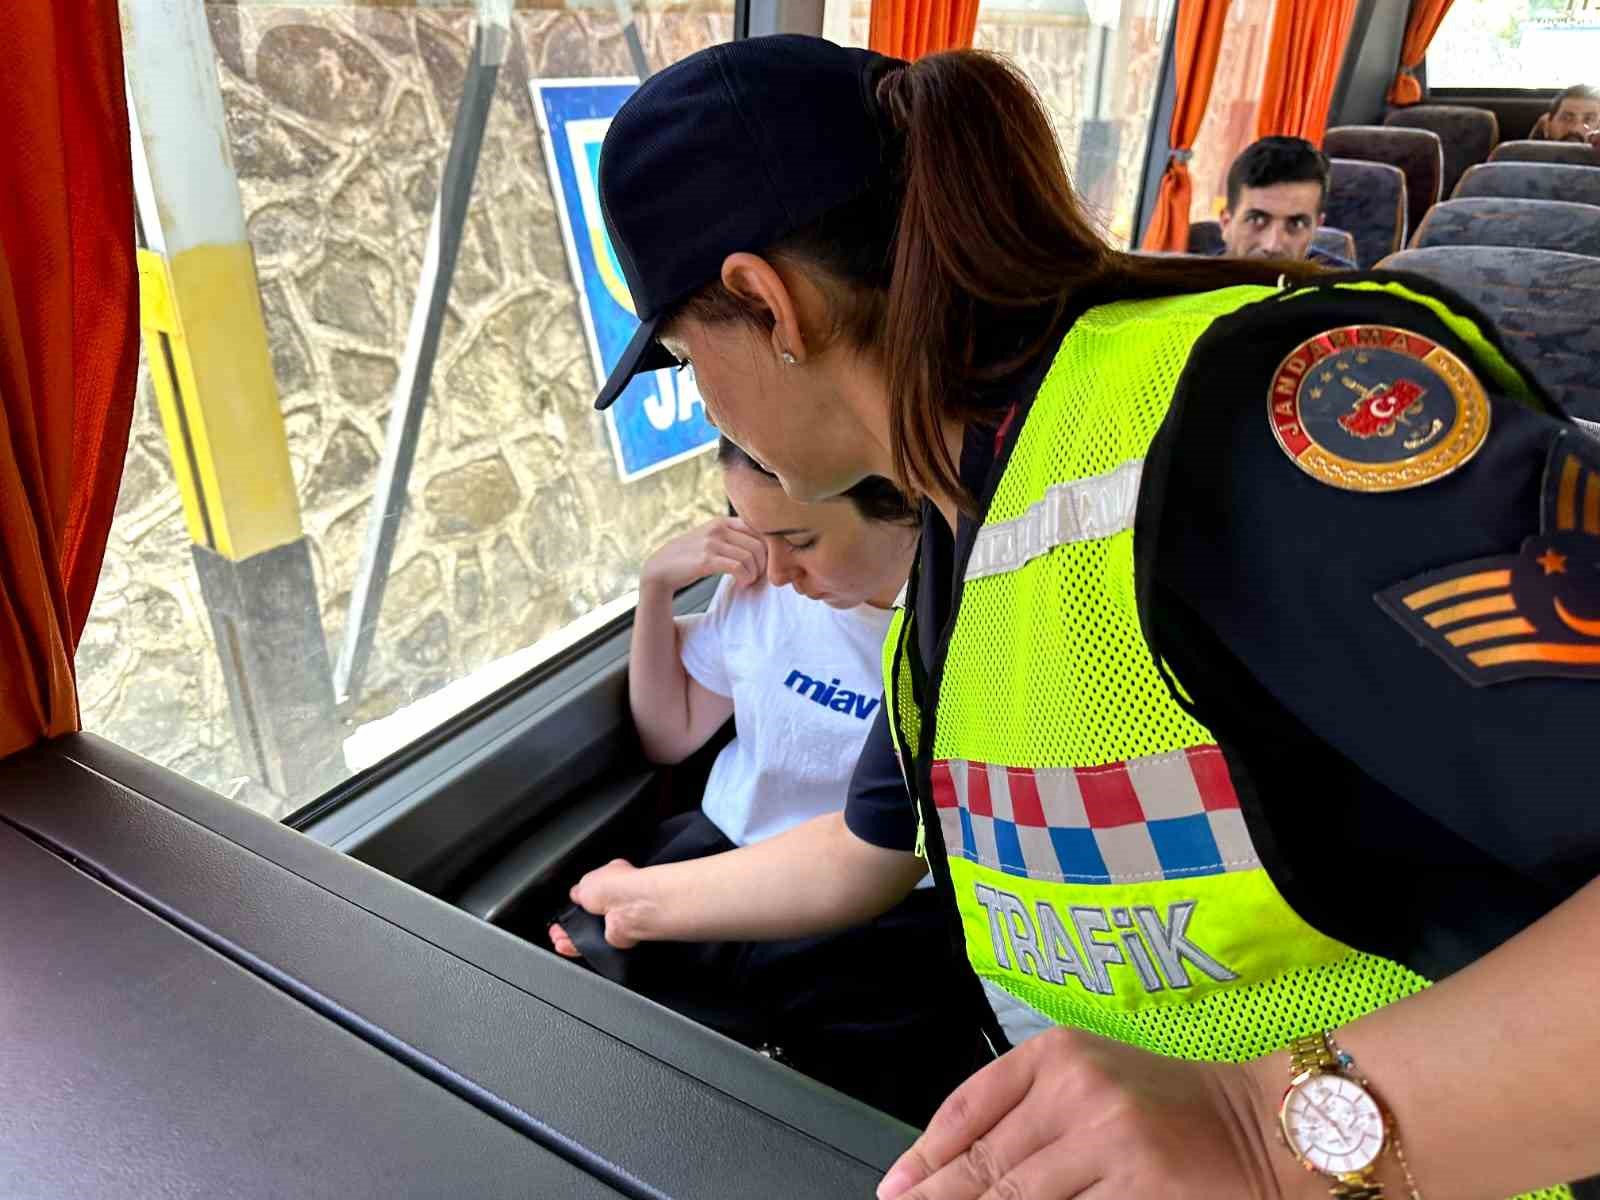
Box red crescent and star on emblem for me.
[1268,325,1491,493]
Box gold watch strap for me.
[1287,1031,1339,1076]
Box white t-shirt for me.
[678,576,895,849]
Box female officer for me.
[573,34,1600,1200]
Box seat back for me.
[1185,220,1355,265]
[1488,139,1599,167]
[1454,161,1600,206]
[1324,159,1407,266]
[1186,220,1226,255]
[1411,197,1600,257]
[1378,245,1600,421]
[1311,226,1357,265]
[1325,125,1443,238]
[1384,104,1499,198]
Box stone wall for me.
[80,2,1167,817]
[82,4,734,815]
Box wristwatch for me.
[1278,1031,1390,1198]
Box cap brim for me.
[594,316,680,410]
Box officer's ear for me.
[721,252,808,366]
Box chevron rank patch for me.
[1268,325,1491,492]
[1377,431,1600,685]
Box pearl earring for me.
[781,351,797,366]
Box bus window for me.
[971,0,1176,247]
[1186,0,1275,222]
[1429,0,1600,90]
[80,1,732,818]
[84,2,1180,820]
[826,0,1176,247]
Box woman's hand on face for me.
[876,1027,1313,1200]
[641,516,768,594]
[561,858,657,950]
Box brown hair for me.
[677,50,1319,511]
[717,436,918,526]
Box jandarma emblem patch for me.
[1378,431,1600,685]
[1267,325,1490,492]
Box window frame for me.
[291,575,718,865]
[1132,7,1180,246]
[1426,86,1563,99]
[1422,2,1600,96]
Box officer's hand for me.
[640,516,767,593]
[563,858,656,950]
[876,1027,1312,1200]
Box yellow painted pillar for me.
[126,0,339,802]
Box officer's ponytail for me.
[874,51,1316,509]
[874,53,1110,507]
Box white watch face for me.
[1282,1073,1385,1175]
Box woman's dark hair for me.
[717,436,918,526]
[676,51,1319,511]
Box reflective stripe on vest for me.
[928,749,1257,888]
[965,459,1142,581]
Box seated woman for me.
[550,437,987,1126]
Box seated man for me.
[1530,84,1600,144]
[1217,136,1354,267]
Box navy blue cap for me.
[593,35,902,410]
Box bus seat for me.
[1384,105,1500,199]
[1325,159,1407,267]
[1186,221,1226,255]
[1488,139,1599,168]
[1184,221,1356,264]
[1410,197,1600,257]
[1453,161,1600,206]
[1312,226,1358,265]
[1378,245,1600,422]
[1326,125,1443,239]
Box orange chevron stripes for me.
[1424,594,1517,627]
[1444,617,1537,647]
[1469,643,1600,668]
[1401,569,1511,610]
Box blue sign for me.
[533,79,716,481]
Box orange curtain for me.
[870,0,981,59]
[0,0,138,759]
[1388,0,1456,106]
[1254,0,1360,144]
[1141,0,1232,253]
